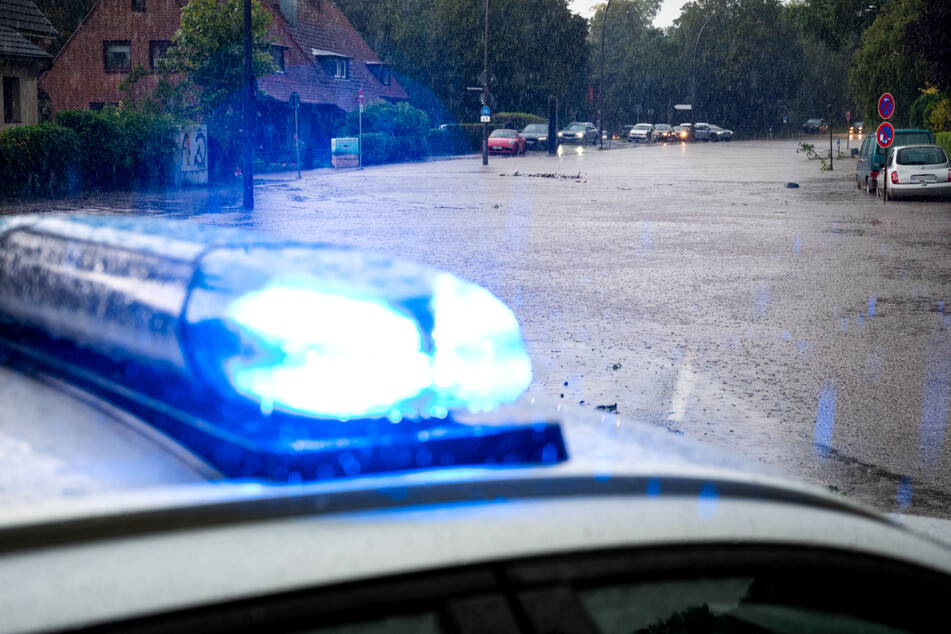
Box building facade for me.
[0,0,57,131]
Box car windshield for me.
[5,0,951,620]
[896,146,948,166]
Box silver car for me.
[627,122,655,143]
[557,121,598,145]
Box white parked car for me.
[879,144,951,201]
[627,122,655,143]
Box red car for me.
[487,128,526,155]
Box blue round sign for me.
[480,106,491,117]
[878,93,894,120]
[876,122,894,148]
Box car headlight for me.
[508,140,515,146]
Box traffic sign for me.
[878,93,894,120]
[876,122,894,148]
[289,92,300,109]
[846,110,851,121]
[481,106,491,117]
[480,115,491,123]
[674,104,692,111]
[358,89,364,105]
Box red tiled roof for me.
[257,0,407,111]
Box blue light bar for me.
[0,216,564,480]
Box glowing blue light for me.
[220,272,532,420]
[227,283,431,418]
[431,274,533,412]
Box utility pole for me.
[482,0,489,166]
[242,0,254,209]
[599,0,612,150]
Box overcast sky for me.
[568,0,689,28]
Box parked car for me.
[652,123,674,142]
[802,118,829,134]
[520,123,549,151]
[557,121,598,145]
[6,215,951,633]
[853,129,936,194]
[627,123,655,143]
[879,144,951,201]
[692,122,715,142]
[487,128,526,155]
[710,125,733,142]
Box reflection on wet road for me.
[5,139,951,519]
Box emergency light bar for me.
[0,216,565,480]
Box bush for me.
[360,133,400,165]
[395,135,427,161]
[495,112,545,131]
[457,123,504,152]
[346,101,431,139]
[0,123,80,198]
[55,108,179,189]
[936,132,951,159]
[427,126,472,156]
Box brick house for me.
[39,0,407,165]
[0,0,57,131]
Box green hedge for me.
[360,133,400,165]
[937,132,951,159]
[427,126,472,156]
[0,123,80,198]
[495,112,545,130]
[55,109,178,189]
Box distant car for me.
[487,128,526,155]
[803,118,829,134]
[652,123,674,142]
[672,124,691,141]
[854,129,936,194]
[520,123,549,151]
[879,144,951,201]
[710,125,733,142]
[627,123,655,143]
[558,121,598,145]
[693,122,715,142]
[850,120,864,135]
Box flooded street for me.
[5,138,951,519]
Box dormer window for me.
[270,45,288,72]
[313,49,350,80]
[365,62,390,86]
[132,0,145,11]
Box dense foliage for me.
[55,109,179,189]
[0,123,80,197]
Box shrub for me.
[936,132,951,159]
[55,108,179,189]
[346,101,431,139]
[395,135,427,161]
[360,133,400,165]
[457,123,503,152]
[494,112,545,131]
[427,126,473,156]
[0,123,80,198]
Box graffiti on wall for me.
[181,128,207,172]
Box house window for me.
[333,59,349,79]
[103,41,131,72]
[3,77,21,123]
[270,45,287,72]
[131,0,145,11]
[150,40,171,69]
[367,63,390,85]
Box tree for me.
[32,0,98,56]
[161,0,276,176]
[903,0,951,92]
[848,0,927,128]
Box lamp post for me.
[598,0,612,151]
[690,3,725,142]
[482,0,489,166]
[242,0,254,209]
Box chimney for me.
[280,0,298,26]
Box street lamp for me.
[482,0,489,166]
[690,3,725,142]
[598,0,612,150]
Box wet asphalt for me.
[4,137,951,519]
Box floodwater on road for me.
[5,138,951,519]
